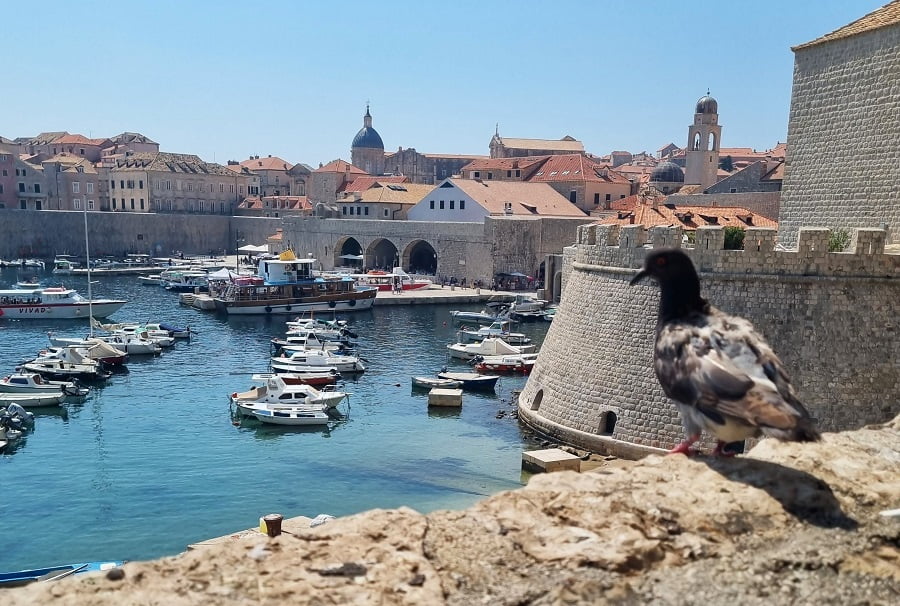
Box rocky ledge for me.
[8,416,899,605]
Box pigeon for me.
[630,248,820,456]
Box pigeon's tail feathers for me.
[761,417,821,442]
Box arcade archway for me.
[366,238,399,271]
[334,236,363,269]
[403,240,437,275]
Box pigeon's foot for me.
[712,441,738,457]
[668,435,700,456]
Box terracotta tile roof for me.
[494,136,584,153]
[18,132,68,145]
[450,178,587,217]
[340,183,435,205]
[762,161,785,181]
[595,197,777,230]
[676,184,705,195]
[342,175,409,192]
[55,134,109,146]
[263,195,311,210]
[239,156,293,171]
[111,152,238,176]
[238,197,263,209]
[528,154,631,184]
[110,132,158,145]
[461,156,547,173]
[794,1,900,50]
[314,159,367,174]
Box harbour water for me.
[0,269,549,571]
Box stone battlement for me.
[574,225,897,278]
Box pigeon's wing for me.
[655,315,804,432]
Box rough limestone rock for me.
[7,416,899,605]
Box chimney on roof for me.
[503,201,513,215]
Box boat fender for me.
[328,301,336,309]
[265,306,273,313]
[348,299,356,307]
[285,305,292,312]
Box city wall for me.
[0,209,280,259]
[519,224,900,456]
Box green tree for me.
[719,155,734,172]
[724,226,745,250]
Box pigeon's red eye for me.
[656,257,667,266]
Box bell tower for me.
[684,93,721,189]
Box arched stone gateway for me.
[402,240,437,275]
[366,238,399,271]
[334,236,363,269]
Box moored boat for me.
[231,375,349,411]
[250,371,339,387]
[0,287,125,320]
[411,376,462,389]
[436,371,500,391]
[352,267,432,291]
[271,348,365,374]
[0,561,123,587]
[472,353,538,374]
[458,320,531,345]
[0,372,88,397]
[446,337,535,360]
[0,391,67,407]
[244,404,333,426]
[213,252,376,315]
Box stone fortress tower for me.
[683,93,721,190]
[350,105,385,176]
[518,4,900,456]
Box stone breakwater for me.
[520,224,900,456]
[6,416,899,605]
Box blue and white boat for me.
[0,561,123,587]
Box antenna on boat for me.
[83,201,93,337]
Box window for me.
[167,199,174,211]
[21,169,26,176]
[112,199,117,209]
[515,170,520,177]
[383,209,389,217]
[429,200,434,209]
[605,193,611,202]
[87,183,94,193]
[460,200,465,210]
[166,180,171,190]
[220,202,225,213]
[569,190,577,203]
[18,182,25,192]
[506,170,511,177]
[74,199,82,210]
[88,199,94,210]
[34,184,40,193]
[187,182,193,191]
[219,184,225,193]
[364,206,369,216]
[473,171,480,178]
[1,169,6,176]
[120,180,125,189]
[130,198,135,210]
[73,182,80,193]
[189,200,195,212]
[487,172,493,179]
[620,194,626,199]
[140,198,145,210]
[0,185,3,193]
[35,200,41,210]
[342,206,348,215]
[79,148,85,155]
[156,180,161,190]
[139,180,144,189]
[229,184,234,193]
[440,200,445,209]
[450,200,455,209]
[20,199,26,209]
[730,188,737,193]
[111,180,115,189]
[198,200,204,212]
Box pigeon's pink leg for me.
[711,441,737,457]
[668,434,700,456]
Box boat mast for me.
[83,202,93,337]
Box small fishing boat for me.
[0,391,67,407]
[448,309,505,325]
[458,321,531,345]
[244,404,332,426]
[472,353,539,374]
[411,376,462,390]
[271,348,366,374]
[19,358,112,382]
[251,371,339,387]
[0,372,88,397]
[0,561,123,587]
[446,337,535,360]
[436,371,500,391]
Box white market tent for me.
[238,244,269,253]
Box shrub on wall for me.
[829,228,851,252]
[724,226,745,250]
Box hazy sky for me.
[3,0,886,167]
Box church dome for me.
[695,94,718,115]
[352,126,384,150]
[650,161,685,183]
[351,106,384,150]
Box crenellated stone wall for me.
[519,224,900,456]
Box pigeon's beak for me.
[629,269,649,286]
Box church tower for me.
[350,105,385,175]
[684,93,721,189]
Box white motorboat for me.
[0,391,67,407]
[458,321,531,345]
[271,349,365,374]
[504,295,548,322]
[20,357,112,382]
[446,337,535,360]
[243,403,332,426]
[137,275,163,286]
[449,309,505,325]
[0,287,126,320]
[231,375,349,411]
[0,373,88,397]
[271,331,348,352]
[95,333,161,356]
[411,376,462,389]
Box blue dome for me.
[695,95,718,114]
[351,127,384,150]
[650,161,684,183]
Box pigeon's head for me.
[630,249,698,287]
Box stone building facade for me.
[519,224,900,457]
[779,3,900,246]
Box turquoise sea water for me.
[0,268,549,571]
